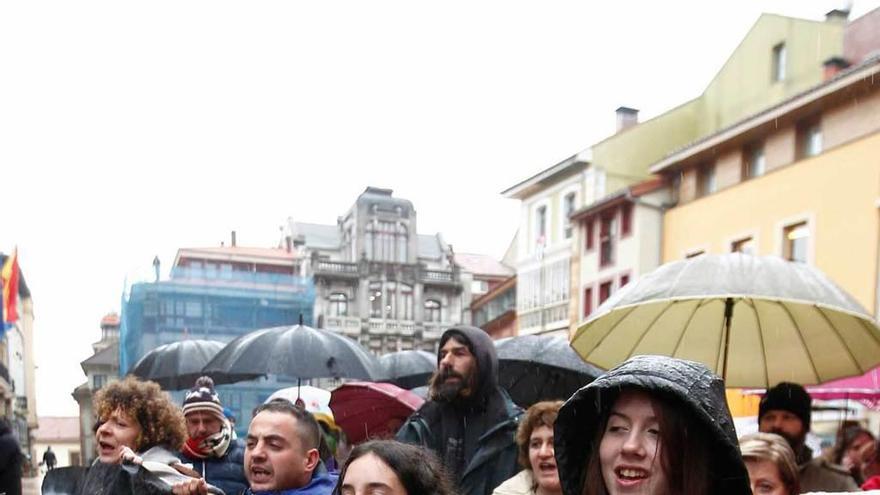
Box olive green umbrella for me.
[571,254,880,388]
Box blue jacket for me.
[243,462,338,495]
[178,439,248,495]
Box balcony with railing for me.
[324,316,362,337]
[314,260,360,279]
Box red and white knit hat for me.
[182,376,225,421]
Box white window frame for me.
[559,187,580,242]
[774,213,815,265]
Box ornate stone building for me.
[289,187,467,354]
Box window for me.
[399,284,413,320]
[772,43,786,82]
[697,163,716,197]
[369,282,383,318]
[93,374,107,390]
[731,237,756,255]
[745,145,766,179]
[783,222,809,263]
[599,281,613,305]
[535,205,547,245]
[563,193,576,239]
[328,293,348,317]
[365,221,408,263]
[621,203,633,236]
[585,218,595,251]
[583,287,593,318]
[620,274,630,287]
[424,299,441,322]
[599,215,616,267]
[471,280,488,294]
[797,119,823,159]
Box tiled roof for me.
[177,246,298,261]
[417,234,445,260]
[81,345,118,368]
[291,222,342,250]
[100,313,120,327]
[33,417,80,442]
[454,253,514,278]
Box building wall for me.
[715,148,744,190]
[765,125,797,173]
[663,131,880,313]
[823,89,880,150]
[699,15,843,135]
[844,7,880,64]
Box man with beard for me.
[758,382,859,492]
[396,326,522,495]
[177,376,248,495]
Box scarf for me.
[182,420,232,459]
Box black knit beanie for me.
[759,382,812,431]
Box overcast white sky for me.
[2,0,878,416]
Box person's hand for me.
[172,478,209,495]
[119,446,143,465]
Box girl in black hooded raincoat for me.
[553,355,751,495]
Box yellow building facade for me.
[660,59,880,315]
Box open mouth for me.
[615,467,649,484]
[250,466,272,483]
[98,441,115,453]
[538,461,556,472]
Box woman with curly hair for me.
[493,401,563,495]
[44,377,223,494]
[94,376,188,464]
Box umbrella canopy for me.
[265,385,333,417]
[203,324,381,385]
[329,381,423,444]
[745,365,880,410]
[378,350,436,389]
[496,335,603,407]
[129,339,225,390]
[572,253,880,388]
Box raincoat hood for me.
[554,355,750,495]
[438,325,499,401]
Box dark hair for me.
[581,388,712,495]
[94,377,186,452]
[334,440,456,495]
[515,401,563,469]
[831,423,875,465]
[253,398,321,452]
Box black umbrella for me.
[202,324,381,385]
[378,350,437,389]
[129,339,225,390]
[496,334,603,408]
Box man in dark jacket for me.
[396,326,522,495]
[177,376,247,495]
[758,382,859,492]
[0,417,23,495]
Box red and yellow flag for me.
[2,248,20,325]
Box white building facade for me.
[502,150,605,337]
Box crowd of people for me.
[15,325,878,495]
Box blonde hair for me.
[739,432,799,495]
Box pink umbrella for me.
[329,381,424,444]
[744,365,880,410]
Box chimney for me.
[231,230,237,247]
[285,235,293,253]
[616,107,639,133]
[825,8,850,23]
[823,56,850,80]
